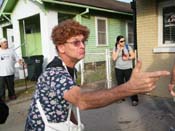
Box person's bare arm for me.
[168,64,175,96]
[112,50,119,61]
[112,44,121,61]
[18,59,23,65]
[64,60,170,110]
[128,50,135,60]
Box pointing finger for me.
[146,71,170,78]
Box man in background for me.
[0,38,23,101]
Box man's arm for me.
[17,59,23,65]
[12,50,24,65]
[64,60,170,110]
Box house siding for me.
[0,0,133,68]
[11,0,42,57]
[11,0,58,66]
[81,16,128,63]
[137,0,173,97]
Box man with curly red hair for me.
[25,19,170,131]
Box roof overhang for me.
[42,0,133,16]
[0,0,133,24]
[0,0,43,24]
[0,0,18,24]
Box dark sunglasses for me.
[119,40,125,43]
[66,40,87,47]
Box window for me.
[163,6,175,44]
[154,1,175,52]
[158,1,175,47]
[126,21,134,45]
[95,17,108,46]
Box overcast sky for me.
[117,0,132,3]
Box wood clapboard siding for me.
[81,16,127,63]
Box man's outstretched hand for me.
[127,60,170,94]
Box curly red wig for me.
[51,19,89,46]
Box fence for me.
[78,49,114,89]
[15,49,115,89]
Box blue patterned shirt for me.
[25,67,75,131]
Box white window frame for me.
[154,1,175,52]
[126,20,134,46]
[95,17,108,46]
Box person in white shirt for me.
[0,38,22,101]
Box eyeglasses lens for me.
[120,40,125,43]
[67,40,86,47]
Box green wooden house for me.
[0,0,133,66]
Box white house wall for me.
[40,11,58,67]
[0,22,12,43]
[11,0,58,67]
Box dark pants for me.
[0,75,15,99]
[115,68,138,102]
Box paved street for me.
[81,95,175,131]
[0,93,175,131]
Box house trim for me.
[153,47,175,53]
[95,17,108,46]
[125,20,134,46]
[43,0,132,16]
[0,0,8,15]
[158,1,175,47]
